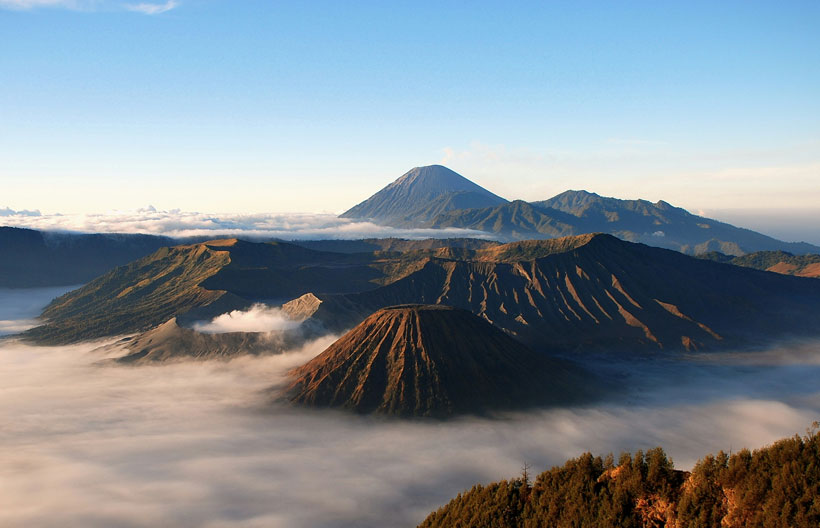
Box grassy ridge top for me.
[27,243,233,344]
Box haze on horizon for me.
[1,1,818,231]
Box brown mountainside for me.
[25,238,449,344]
[289,234,820,352]
[283,305,588,417]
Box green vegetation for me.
[25,244,234,344]
[23,239,449,344]
[419,426,820,528]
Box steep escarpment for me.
[283,305,587,417]
[23,238,420,344]
[293,234,820,352]
[26,242,239,344]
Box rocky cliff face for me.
[291,234,820,353]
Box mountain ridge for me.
[340,166,820,255]
[286,234,820,353]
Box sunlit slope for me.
[26,243,236,344]
[284,305,587,417]
[295,234,820,352]
[701,250,820,278]
[25,239,421,344]
[419,429,820,528]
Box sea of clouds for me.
[1,288,819,527]
[0,207,494,241]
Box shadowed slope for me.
[24,239,391,344]
[290,234,820,353]
[429,190,820,254]
[284,305,586,417]
[0,226,177,288]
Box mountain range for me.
[341,165,820,255]
[27,233,820,356]
[9,164,820,422]
[0,226,176,287]
[286,233,820,353]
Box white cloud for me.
[0,206,40,217]
[193,304,302,334]
[0,336,817,527]
[0,0,78,9]
[124,0,177,15]
[0,208,497,241]
[0,0,179,13]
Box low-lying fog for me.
[1,289,819,528]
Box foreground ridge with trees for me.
[419,425,820,528]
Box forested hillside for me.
[420,426,820,528]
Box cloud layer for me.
[1,291,819,527]
[125,0,176,15]
[0,343,818,525]
[193,304,301,334]
[0,208,495,240]
[0,286,77,336]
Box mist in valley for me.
[1,289,819,527]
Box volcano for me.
[283,304,587,417]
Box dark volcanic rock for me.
[289,234,820,353]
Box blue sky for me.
[1,1,818,223]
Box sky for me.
[1,1,819,226]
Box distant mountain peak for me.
[340,165,507,225]
[388,165,483,191]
